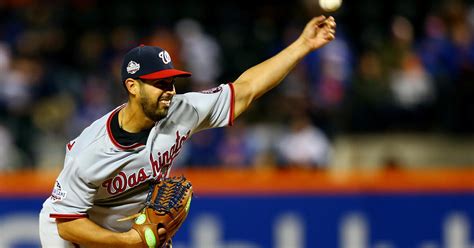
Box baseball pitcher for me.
[39,16,336,247]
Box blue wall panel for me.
[0,193,473,247]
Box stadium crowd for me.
[0,0,473,170]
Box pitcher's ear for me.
[124,78,140,96]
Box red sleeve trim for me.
[50,213,88,219]
[228,83,235,126]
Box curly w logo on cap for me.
[121,45,191,82]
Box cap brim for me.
[139,69,191,80]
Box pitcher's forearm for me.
[231,15,336,118]
[57,218,142,248]
[234,38,311,97]
[232,38,312,115]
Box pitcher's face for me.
[138,78,176,122]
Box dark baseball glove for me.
[130,176,193,248]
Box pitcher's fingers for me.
[309,15,327,28]
[325,33,336,40]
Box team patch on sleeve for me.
[51,181,67,203]
[200,86,223,94]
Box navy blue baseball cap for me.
[121,45,191,82]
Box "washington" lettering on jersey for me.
[101,130,190,195]
[150,130,190,178]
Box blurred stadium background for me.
[0,0,473,247]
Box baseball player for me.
[39,15,336,247]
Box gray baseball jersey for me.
[40,84,234,233]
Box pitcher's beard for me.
[140,96,169,122]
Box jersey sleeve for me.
[48,152,97,219]
[183,83,235,133]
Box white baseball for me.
[319,0,342,12]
